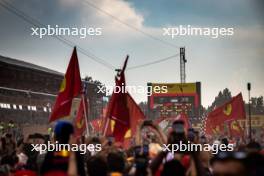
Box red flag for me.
[126,94,146,136]
[74,96,88,137]
[205,93,245,137]
[49,47,82,122]
[103,56,145,142]
[90,118,101,132]
[104,93,145,143]
[227,120,244,138]
[105,56,129,142]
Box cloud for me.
[75,0,144,35]
[233,25,264,43]
[95,0,144,28]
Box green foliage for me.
[207,88,232,113]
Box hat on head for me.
[54,121,74,143]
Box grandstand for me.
[0,55,104,124]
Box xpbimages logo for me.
[31,25,102,39]
[163,25,234,39]
[162,141,234,154]
[96,84,168,96]
[31,141,102,154]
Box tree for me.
[251,97,257,107]
[256,96,263,109]
[83,76,106,119]
[207,88,232,113]
[223,88,232,100]
[249,96,264,114]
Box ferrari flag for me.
[74,96,88,137]
[103,56,145,142]
[205,93,245,137]
[49,47,82,122]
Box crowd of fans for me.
[0,120,263,176]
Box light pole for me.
[247,83,252,142]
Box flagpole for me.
[247,83,252,142]
[82,93,90,137]
[102,55,129,138]
[102,67,120,137]
[103,117,110,136]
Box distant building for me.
[0,55,105,124]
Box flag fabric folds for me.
[90,118,101,133]
[205,93,245,138]
[126,93,146,136]
[103,56,145,142]
[74,96,88,137]
[49,47,82,122]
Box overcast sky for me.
[0,0,263,107]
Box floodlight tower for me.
[180,47,187,83]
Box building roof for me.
[0,55,63,76]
